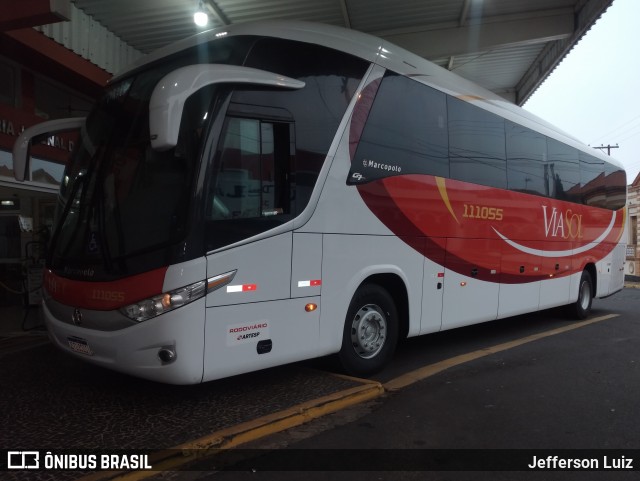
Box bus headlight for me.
[120,280,206,322]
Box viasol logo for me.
[542,206,583,239]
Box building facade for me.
[626,173,640,281]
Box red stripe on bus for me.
[357,175,624,284]
[43,267,168,310]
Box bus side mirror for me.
[148,64,305,151]
[12,117,85,182]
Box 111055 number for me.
[462,204,504,221]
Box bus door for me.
[420,239,445,335]
[539,240,572,309]
[498,241,542,318]
[201,110,318,380]
[608,243,626,294]
[441,238,501,329]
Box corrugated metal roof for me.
[35,4,142,75]
[73,0,199,52]
[472,0,576,17]
[348,0,463,33]
[59,0,614,105]
[215,0,346,25]
[450,43,546,95]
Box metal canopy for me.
[70,0,613,105]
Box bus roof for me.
[115,20,624,171]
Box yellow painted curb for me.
[76,379,384,481]
[383,313,619,391]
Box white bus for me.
[13,21,627,384]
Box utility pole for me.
[593,143,619,156]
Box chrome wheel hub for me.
[579,280,591,310]
[350,304,387,359]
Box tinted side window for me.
[604,163,627,211]
[208,117,293,220]
[351,73,449,182]
[506,121,549,197]
[546,138,580,203]
[448,97,506,189]
[205,114,295,251]
[579,152,605,208]
[241,38,369,214]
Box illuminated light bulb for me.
[194,10,208,27]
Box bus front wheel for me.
[338,284,398,377]
[568,270,593,320]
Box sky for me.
[524,0,640,185]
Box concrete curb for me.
[76,378,384,481]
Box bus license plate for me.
[67,336,93,356]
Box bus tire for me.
[338,284,398,377]
[568,270,593,320]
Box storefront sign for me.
[1,117,75,152]
[0,118,18,136]
[0,105,78,164]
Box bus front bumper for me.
[42,297,207,385]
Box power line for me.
[618,128,640,143]
[597,114,640,140]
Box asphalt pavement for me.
[2,286,639,481]
[159,287,640,481]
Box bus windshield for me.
[47,34,369,281]
[50,72,202,279]
[49,37,257,280]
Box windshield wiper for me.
[48,168,91,264]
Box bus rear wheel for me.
[568,270,593,320]
[338,284,398,377]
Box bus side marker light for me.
[227,284,257,293]
[305,303,317,312]
[298,280,322,287]
[460,282,467,287]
